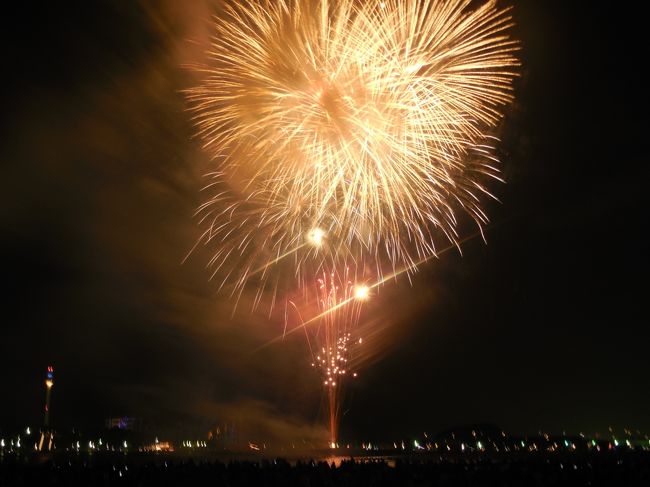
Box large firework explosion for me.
[187,0,519,445]
[188,0,519,297]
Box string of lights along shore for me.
[187,0,519,447]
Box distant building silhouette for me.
[105,417,142,431]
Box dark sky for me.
[1,1,648,442]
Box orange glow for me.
[354,285,370,300]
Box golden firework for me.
[187,0,519,297]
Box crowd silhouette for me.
[2,453,650,486]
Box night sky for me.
[1,1,648,442]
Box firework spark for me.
[188,0,519,297]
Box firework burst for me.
[188,0,519,297]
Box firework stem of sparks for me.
[296,267,367,447]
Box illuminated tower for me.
[44,365,54,427]
[38,365,54,451]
